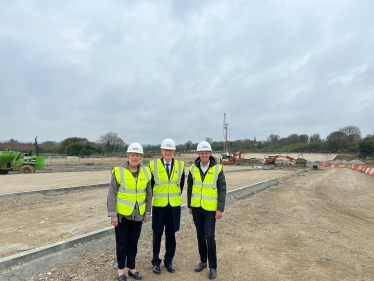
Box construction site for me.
[1,150,374,281]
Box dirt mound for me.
[333,154,359,161]
[327,160,342,164]
[347,160,365,164]
[240,158,262,164]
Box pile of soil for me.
[333,154,359,161]
[347,160,365,164]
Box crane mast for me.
[223,113,229,153]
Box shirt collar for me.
[200,162,210,169]
[163,158,172,165]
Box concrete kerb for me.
[0,183,109,199]
[0,169,307,271]
[0,227,114,271]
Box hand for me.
[215,210,223,219]
[189,208,193,215]
[111,217,118,227]
[144,214,150,223]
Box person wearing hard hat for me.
[107,143,152,281]
[187,141,226,280]
[149,138,185,275]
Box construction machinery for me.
[295,154,308,168]
[0,137,44,174]
[264,155,294,166]
[222,151,242,165]
[0,150,45,174]
[220,113,242,165]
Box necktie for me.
[166,163,170,178]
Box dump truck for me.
[0,151,44,174]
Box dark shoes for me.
[165,263,175,273]
[194,262,207,272]
[209,268,217,279]
[152,265,161,274]
[118,274,127,281]
[128,271,142,280]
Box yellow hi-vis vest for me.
[150,159,184,207]
[190,164,222,211]
[112,166,151,216]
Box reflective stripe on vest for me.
[190,164,221,211]
[191,164,220,189]
[114,166,150,216]
[150,159,184,207]
[118,166,149,194]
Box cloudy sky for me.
[1,0,373,145]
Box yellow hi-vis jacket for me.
[150,159,184,207]
[190,164,222,211]
[112,166,151,216]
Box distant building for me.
[1,143,52,150]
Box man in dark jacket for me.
[188,141,226,280]
[150,138,185,275]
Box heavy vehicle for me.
[264,155,294,165]
[0,150,45,174]
[222,151,242,165]
[1,136,45,174]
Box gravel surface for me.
[0,165,263,195]
[1,168,373,280]
[0,170,292,258]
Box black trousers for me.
[192,207,217,269]
[152,205,176,266]
[115,218,142,270]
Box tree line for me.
[1,125,373,157]
[0,132,126,156]
[177,125,373,157]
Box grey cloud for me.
[1,0,373,144]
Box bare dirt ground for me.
[42,155,199,167]
[6,168,373,281]
[0,165,254,194]
[37,153,337,167]
[0,169,292,259]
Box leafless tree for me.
[205,137,213,144]
[266,134,280,145]
[326,131,347,149]
[339,125,362,143]
[97,132,125,153]
[186,140,193,152]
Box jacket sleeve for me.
[145,180,152,215]
[180,170,185,193]
[187,171,193,208]
[107,173,119,217]
[151,174,155,189]
[217,170,226,212]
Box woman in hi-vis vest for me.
[107,143,152,281]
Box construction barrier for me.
[325,163,374,178]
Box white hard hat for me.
[197,141,212,152]
[161,138,176,150]
[127,142,144,154]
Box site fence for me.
[42,153,162,166]
[43,155,126,166]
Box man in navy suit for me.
[149,138,185,274]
